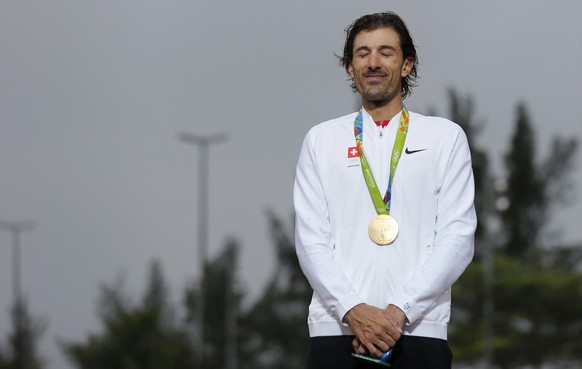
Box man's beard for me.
[362,88,390,103]
[360,84,399,104]
[356,74,400,104]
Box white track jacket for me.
[294,109,476,340]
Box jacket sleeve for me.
[293,130,364,322]
[392,129,477,324]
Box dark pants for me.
[308,335,452,369]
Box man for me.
[293,12,477,369]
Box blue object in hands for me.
[380,349,393,362]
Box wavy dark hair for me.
[339,12,419,99]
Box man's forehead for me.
[353,27,401,49]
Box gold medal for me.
[368,214,398,245]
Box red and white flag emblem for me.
[347,146,360,158]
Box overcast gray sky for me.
[1,1,581,368]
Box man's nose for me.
[368,52,381,69]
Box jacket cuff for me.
[391,294,421,325]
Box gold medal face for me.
[368,215,398,245]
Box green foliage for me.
[451,253,582,368]
[61,221,307,369]
[443,89,581,368]
[62,260,195,369]
[445,88,490,248]
[183,240,242,369]
[180,213,311,369]
[501,103,546,255]
[0,298,45,369]
[500,103,578,255]
[541,137,578,208]
[238,211,312,369]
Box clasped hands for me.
[344,303,406,358]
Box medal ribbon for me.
[354,106,410,215]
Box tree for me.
[0,298,45,369]
[238,211,312,369]
[62,260,195,369]
[183,240,242,369]
[500,102,578,256]
[181,212,311,369]
[445,88,490,247]
[449,97,581,368]
[501,103,546,256]
[451,254,582,369]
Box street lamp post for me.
[179,131,227,367]
[0,220,35,306]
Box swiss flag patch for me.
[347,146,360,158]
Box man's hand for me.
[385,304,406,332]
[344,303,402,357]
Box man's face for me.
[348,27,412,105]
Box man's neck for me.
[362,97,404,123]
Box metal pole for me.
[14,230,21,305]
[179,132,227,367]
[225,245,237,369]
[198,143,208,368]
[199,142,209,282]
[0,220,34,307]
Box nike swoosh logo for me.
[405,147,427,154]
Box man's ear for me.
[348,64,354,79]
[401,58,413,78]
